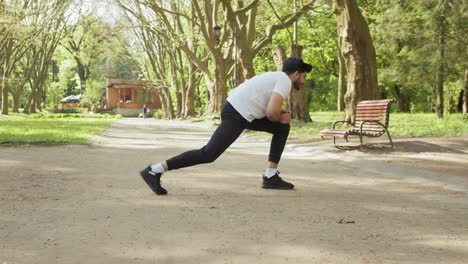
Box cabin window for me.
[135,89,154,103]
[120,88,132,103]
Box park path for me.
[1,118,467,264]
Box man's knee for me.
[278,123,290,134]
[203,154,218,163]
[201,148,222,164]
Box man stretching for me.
[140,57,312,195]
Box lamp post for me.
[213,25,221,40]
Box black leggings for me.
[166,102,290,170]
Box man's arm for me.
[266,92,290,123]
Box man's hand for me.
[279,109,291,124]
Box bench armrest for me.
[333,120,354,129]
[359,120,387,133]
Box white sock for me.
[150,163,165,174]
[265,167,278,178]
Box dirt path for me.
[1,118,467,264]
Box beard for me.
[293,77,303,90]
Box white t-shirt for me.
[227,71,291,122]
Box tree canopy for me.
[1,0,466,119]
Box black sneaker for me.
[262,172,294,190]
[139,166,168,195]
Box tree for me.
[370,0,466,116]
[63,15,112,94]
[433,0,451,118]
[463,68,468,119]
[221,0,316,82]
[117,0,317,114]
[23,1,73,113]
[333,0,378,123]
[0,0,39,114]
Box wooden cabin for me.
[106,77,161,116]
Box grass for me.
[0,112,119,144]
[244,112,468,143]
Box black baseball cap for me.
[282,57,313,74]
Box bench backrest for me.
[354,99,396,133]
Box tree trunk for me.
[30,87,38,113]
[169,57,182,117]
[175,91,182,118]
[1,64,10,115]
[156,88,168,118]
[12,91,21,112]
[289,44,312,121]
[207,55,228,114]
[463,67,468,119]
[435,32,445,118]
[163,86,174,119]
[36,86,43,112]
[272,46,287,72]
[75,58,88,92]
[184,62,197,117]
[394,84,409,112]
[337,41,346,112]
[333,0,378,123]
[1,39,13,115]
[158,86,174,119]
[24,87,36,114]
[239,49,255,81]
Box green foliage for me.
[80,79,104,106]
[45,82,66,108]
[48,15,140,109]
[153,109,165,119]
[5,0,466,120]
[370,0,467,113]
[0,117,116,144]
[52,108,83,114]
[266,3,339,112]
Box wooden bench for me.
[320,99,397,147]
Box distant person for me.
[142,104,148,119]
[139,57,312,195]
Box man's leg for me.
[165,116,246,170]
[139,102,248,194]
[246,117,293,189]
[246,117,290,165]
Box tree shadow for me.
[332,140,466,155]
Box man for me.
[142,104,148,119]
[140,57,312,195]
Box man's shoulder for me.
[260,71,287,77]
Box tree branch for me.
[252,1,317,55]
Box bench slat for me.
[357,103,390,108]
[356,109,389,114]
[356,112,387,115]
[357,106,388,110]
[356,114,386,119]
[358,99,395,104]
[356,122,386,125]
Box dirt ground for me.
[1,118,467,264]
